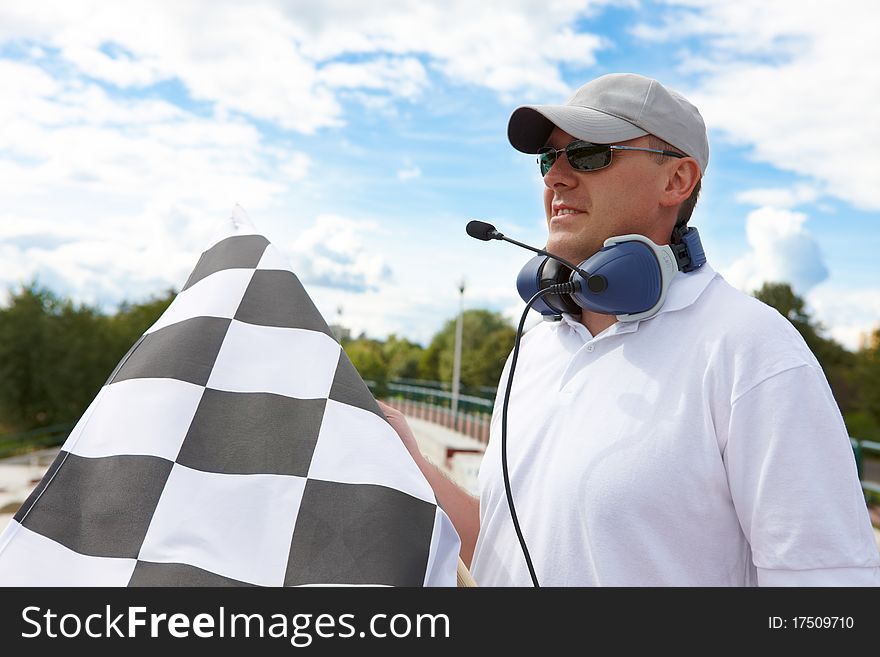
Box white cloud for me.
[396,165,422,181]
[284,0,616,99]
[735,183,819,209]
[284,214,392,294]
[633,0,880,210]
[0,134,306,307]
[62,43,166,88]
[0,42,321,308]
[1,2,340,133]
[0,60,308,200]
[0,224,189,309]
[319,56,428,99]
[721,206,828,294]
[0,0,617,130]
[292,212,531,344]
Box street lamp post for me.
[451,280,465,422]
[333,305,344,342]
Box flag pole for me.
[456,557,477,587]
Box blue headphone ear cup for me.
[571,241,661,315]
[516,255,581,316]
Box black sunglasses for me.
[537,140,685,176]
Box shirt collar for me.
[656,262,718,316]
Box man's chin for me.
[544,241,599,267]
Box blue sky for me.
[1,0,878,348]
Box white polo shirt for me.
[470,264,880,586]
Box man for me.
[380,73,880,585]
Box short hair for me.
[647,135,701,227]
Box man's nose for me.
[543,152,578,188]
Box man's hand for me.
[378,400,422,461]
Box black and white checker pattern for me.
[0,209,459,587]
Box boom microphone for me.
[465,220,589,279]
[465,220,502,241]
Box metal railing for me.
[0,423,73,460]
[851,438,880,505]
[382,396,491,445]
[387,382,493,411]
[376,379,494,444]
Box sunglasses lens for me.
[567,144,611,171]
[537,149,556,176]
[537,143,611,176]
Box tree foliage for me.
[382,335,423,380]
[0,283,174,433]
[418,309,515,391]
[341,337,387,392]
[852,328,880,440]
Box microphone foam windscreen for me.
[466,220,496,241]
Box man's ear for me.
[660,158,701,208]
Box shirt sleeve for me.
[757,566,880,586]
[723,364,880,586]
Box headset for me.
[515,224,706,321]
[467,220,707,587]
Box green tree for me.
[419,309,515,391]
[382,334,424,380]
[110,290,176,337]
[851,328,880,440]
[0,283,176,434]
[342,337,388,395]
[752,281,811,326]
[105,290,175,359]
[0,284,57,429]
[42,300,115,425]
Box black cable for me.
[501,281,579,588]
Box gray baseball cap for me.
[508,73,709,174]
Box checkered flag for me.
[0,207,460,586]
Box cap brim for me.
[508,105,648,153]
